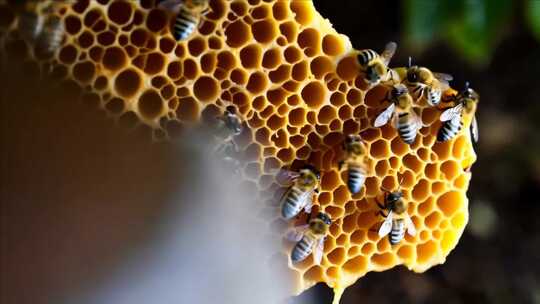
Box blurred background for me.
[310,0,540,303]
[1,0,540,304]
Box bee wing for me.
[434,72,453,84]
[285,224,309,242]
[471,115,479,143]
[374,103,395,127]
[313,237,325,265]
[381,41,397,65]
[439,104,462,122]
[158,0,182,12]
[302,190,314,213]
[378,210,393,237]
[412,110,424,130]
[275,169,300,185]
[405,216,416,236]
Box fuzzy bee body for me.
[340,134,369,195]
[279,166,320,220]
[389,218,406,245]
[356,42,397,86]
[160,0,209,41]
[437,114,463,142]
[437,83,480,143]
[397,112,418,145]
[377,189,416,246]
[288,212,331,264]
[405,60,452,106]
[37,15,64,54]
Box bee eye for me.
[407,71,417,82]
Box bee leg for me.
[375,197,385,210]
[378,210,388,218]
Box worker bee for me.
[374,84,423,145]
[286,212,331,264]
[376,188,416,245]
[339,134,369,195]
[36,14,64,54]
[278,165,320,220]
[437,82,480,143]
[159,0,210,41]
[212,105,244,163]
[15,1,43,42]
[404,57,453,106]
[356,41,398,86]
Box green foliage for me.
[404,0,521,66]
[527,0,540,40]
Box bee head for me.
[346,134,361,144]
[406,65,420,83]
[316,212,332,225]
[225,105,237,115]
[460,82,479,112]
[387,191,403,203]
[301,164,320,180]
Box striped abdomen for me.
[425,87,442,106]
[173,7,198,41]
[291,234,315,263]
[437,117,462,142]
[281,186,307,220]
[389,219,405,245]
[347,163,366,194]
[397,113,417,145]
[38,17,64,54]
[357,49,378,66]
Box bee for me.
[356,41,398,86]
[212,105,244,163]
[36,14,64,54]
[339,134,369,195]
[159,0,210,41]
[404,57,453,106]
[278,165,320,220]
[376,187,416,245]
[374,84,423,145]
[16,1,43,42]
[286,212,331,264]
[437,82,480,143]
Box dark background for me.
[1,1,540,304]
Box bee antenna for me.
[408,57,412,68]
[464,81,470,90]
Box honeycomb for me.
[0,0,476,302]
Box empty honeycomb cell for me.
[65,15,82,35]
[225,20,251,47]
[262,48,281,69]
[326,266,340,280]
[371,252,395,268]
[390,137,409,157]
[431,181,446,195]
[267,114,286,130]
[251,19,278,43]
[425,211,442,229]
[453,174,469,189]
[322,34,344,56]
[183,59,199,79]
[374,160,389,178]
[417,148,430,161]
[346,89,362,106]
[297,28,319,50]
[246,71,268,94]
[105,97,125,114]
[269,64,291,83]
[107,0,132,25]
[356,209,378,229]
[102,46,127,71]
[252,4,270,19]
[397,245,414,260]
[452,135,468,159]
[314,106,337,126]
[146,9,167,33]
[200,52,217,73]
[301,81,325,108]
[336,56,358,81]
[437,191,463,217]
[130,28,150,48]
[425,163,439,180]
[188,38,207,57]
[412,179,430,201]
[342,213,358,233]
[143,52,165,74]
[284,46,302,63]
[161,85,175,99]
[59,45,78,64]
[267,88,287,106]
[230,1,248,16]
[279,21,298,43]
[441,160,459,180]
[199,20,217,36]
[84,8,103,28]
[260,104,275,118]
[303,266,324,282]
[151,76,167,89]
[73,61,95,83]
[290,0,314,26]
[78,31,94,49]
[291,61,308,81]
[232,91,249,108]
[138,89,164,120]
[282,80,300,93]
[432,141,452,160]
[229,68,247,85]
[403,154,424,173]
[165,61,182,80]
[388,156,399,169]
[363,177,380,197]
[213,68,228,80]
[329,119,342,131]
[416,241,437,264]
[360,242,374,255]
[208,36,222,49]
[118,111,139,129]
[97,30,116,46]
[114,68,141,98]
[327,247,346,265]
[94,76,108,91]
[370,139,390,159]
[329,92,345,107]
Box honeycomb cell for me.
[322,34,344,56]
[138,89,164,120]
[102,47,127,71]
[225,20,251,47]
[262,48,281,69]
[437,191,463,217]
[246,71,268,94]
[290,0,314,26]
[301,81,325,109]
[279,21,298,43]
[252,19,278,43]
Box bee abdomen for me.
[437,119,462,142]
[357,49,378,65]
[389,220,405,245]
[291,235,315,263]
[173,8,198,41]
[426,87,442,105]
[347,165,366,194]
[397,113,416,145]
[281,187,304,219]
[38,17,64,54]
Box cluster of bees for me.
[12,0,480,267]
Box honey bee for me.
[278,165,320,220]
[374,84,423,145]
[356,41,398,86]
[339,134,369,195]
[286,212,331,264]
[15,1,43,42]
[159,0,210,41]
[376,187,416,245]
[404,57,453,106]
[438,82,480,143]
[212,105,244,162]
[36,14,64,54]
